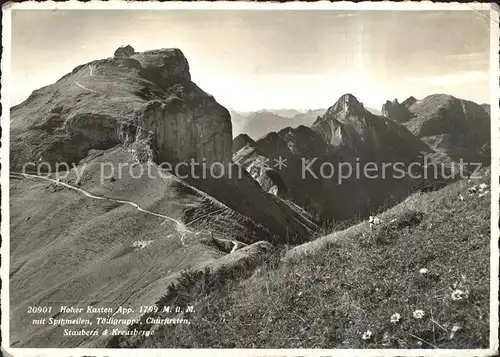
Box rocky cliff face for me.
[114,45,136,58]
[402,96,417,108]
[381,96,417,123]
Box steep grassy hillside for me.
[116,168,491,349]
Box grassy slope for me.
[10,146,263,347]
[133,168,491,349]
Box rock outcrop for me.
[234,124,340,218]
[481,103,491,115]
[385,94,490,163]
[233,109,327,140]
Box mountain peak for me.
[402,96,417,108]
[233,133,256,153]
[312,94,368,128]
[328,93,366,117]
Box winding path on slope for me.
[10,171,189,246]
[10,171,242,248]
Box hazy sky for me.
[11,9,491,111]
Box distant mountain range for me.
[230,108,325,139]
[231,107,382,139]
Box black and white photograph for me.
[1,2,499,356]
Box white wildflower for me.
[479,183,488,191]
[369,216,381,230]
[413,309,425,319]
[361,330,372,340]
[419,268,429,274]
[451,289,469,301]
[390,313,401,324]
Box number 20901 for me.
[27,306,52,313]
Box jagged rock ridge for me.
[10,46,320,347]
